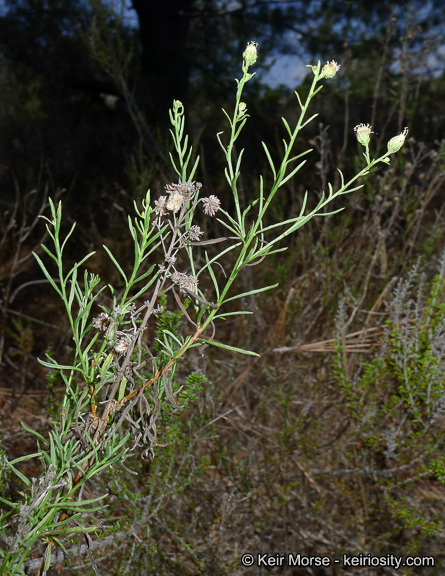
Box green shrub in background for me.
[334,254,445,540]
[0,44,408,575]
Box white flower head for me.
[321,60,341,79]
[243,41,258,68]
[354,123,373,147]
[387,127,409,154]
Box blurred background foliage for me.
[2,1,445,574]
[0,0,443,212]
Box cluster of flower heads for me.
[92,311,135,355]
[154,181,221,218]
[354,123,409,154]
[307,60,341,79]
[154,182,198,215]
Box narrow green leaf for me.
[60,222,77,254]
[103,245,127,283]
[67,267,77,311]
[217,206,242,229]
[317,207,345,216]
[40,244,58,263]
[188,154,200,180]
[197,242,241,277]
[221,108,232,126]
[6,463,32,487]
[33,253,62,297]
[294,90,303,111]
[233,118,247,141]
[0,495,17,509]
[50,493,108,509]
[215,218,241,238]
[200,338,260,357]
[162,329,183,346]
[339,183,364,195]
[258,216,303,234]
[20,422,47,444]
[301,112,319,128]
[133,264,157,284]
[49,433,56,466]
[205,252,220,300]
[37,357,81,371]
[279,160,307,187]
[338,168,345,188]
[262,141,276,178]
[169,153,181,177]
[281,116,293,137]
[43,544,52,571]
[234,148,245,179]
[127,273,161,303]
[287,148,312,163]
[223,283,278,304]
[213,310,253,320]
[9,452,41,466]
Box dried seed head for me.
[154,196,168,215]
[188,225,204,241]
[93,312,110,332]
[114,334,132,356]
[165,181,202,197]
[202,195,221,216]
[354,123,373,147]
[166,191,184,212]
[171,271,198,293]
[165,255,177,265]
[164,181,203,212]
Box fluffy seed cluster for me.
[93,312,111,332]
[188,225,204,241]
[164,181,203,213]
[154,196,168,215]
[201,195,221,216]
[114,333,133,356]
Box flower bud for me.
[354,123,373,147]
[238,102,247,118]
[243,41,258,68]
[387,127,409,154]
